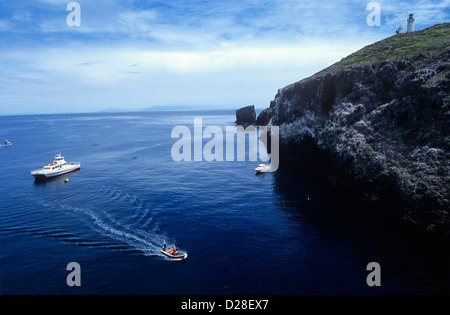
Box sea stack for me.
[235,105,256,125]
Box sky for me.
[0,0,449,115]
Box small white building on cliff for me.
[407,14,415,33]
[396,13,415,34]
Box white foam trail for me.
[61,204,165,255]
[35,200,173,257]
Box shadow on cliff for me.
[271,141,450,293]
[273,135,450,246]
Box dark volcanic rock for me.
[256,107,273,126]
[236,105,256,125]
[267,49,450,237]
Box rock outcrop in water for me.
[260,30,450,238]
[235,105,256,125]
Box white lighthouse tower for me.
[407,13,415,33]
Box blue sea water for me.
[1,110,449,295]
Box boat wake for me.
[28,186,181,259]
[60,203,164,256]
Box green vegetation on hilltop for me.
[320,23,450,73]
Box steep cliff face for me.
[267,48,450,237]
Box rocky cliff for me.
[260,24,450,238]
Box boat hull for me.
[255,167,271,173]
[161,247,187,260]
[31,165,80,181]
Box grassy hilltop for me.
[320,23,450,73]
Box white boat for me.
[255,164,271,174]
[31,153,81,180]
[3,140,12,147]
[161,245,187,260]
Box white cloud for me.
[383,0,450,28]
[0,36,367,115]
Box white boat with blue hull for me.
[31,153,80,180]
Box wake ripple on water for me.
[95,185,154,227]
[25,186,183,259]
[60,203,164,256]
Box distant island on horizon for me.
[0,105,264,117]
[101,105,241,113]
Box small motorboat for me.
[255,164,271,174]
[3,140,12,147]
[161,245,187,260]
